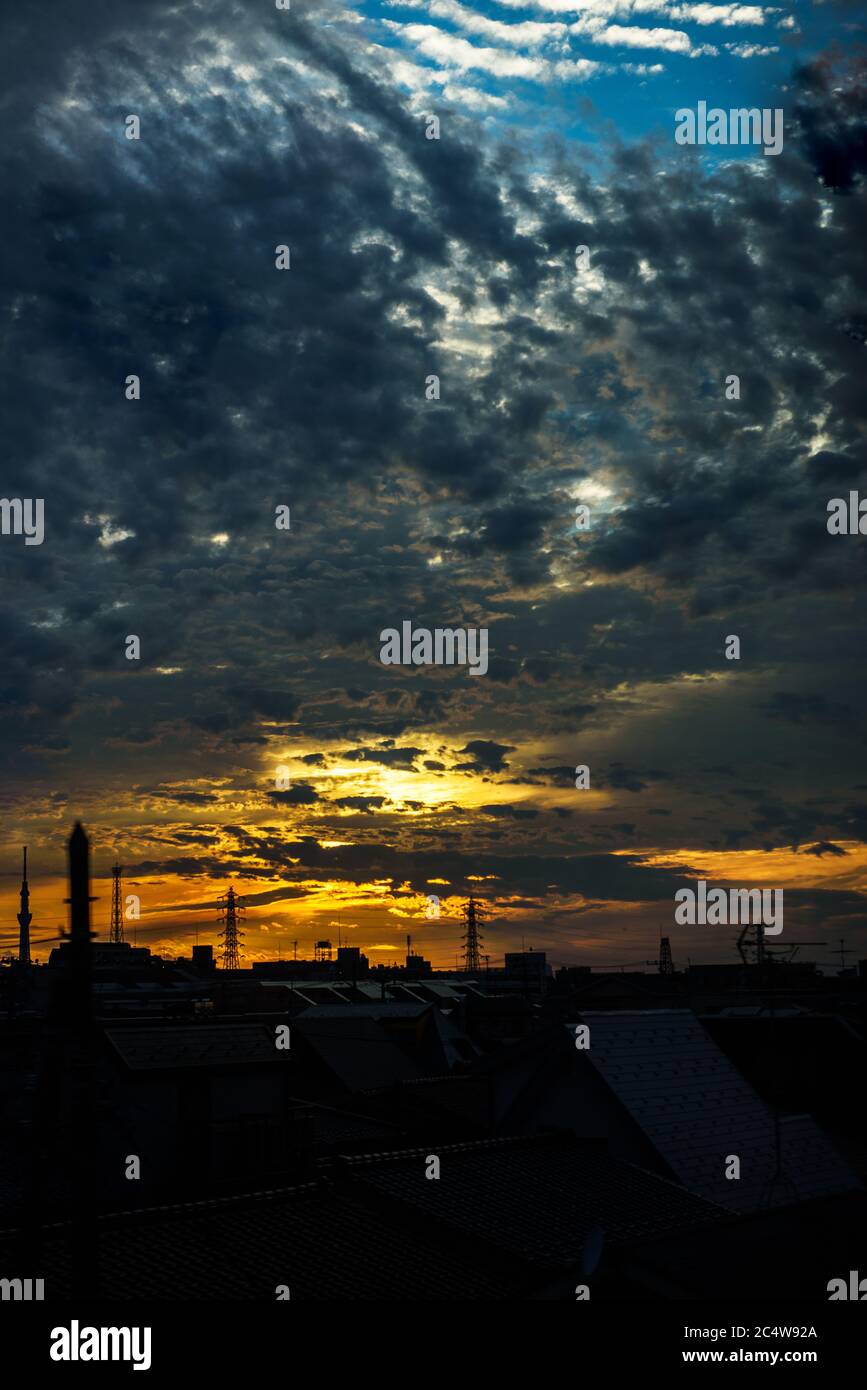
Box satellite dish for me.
[582,1224,605,1278]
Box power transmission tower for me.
[658,936,674,976]
[110,864,124,944]
[461,893,485,972]
[217,886,245,969]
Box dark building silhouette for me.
[336,945,369,979]
[505,950,548,984]
[1,823,865,1302]
[192,943,216,973]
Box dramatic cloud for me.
[1,0,864,968]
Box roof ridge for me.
[0,1179,325,1238]
[339,1132,571,1166]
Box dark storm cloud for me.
[148,882,314,915]
[205,831,700,906]
[779,886,867,935]
[741,796,867,850]
[266,783,320,806]
[521,762,667,795]
[234,689,301,722]
[477,499,557,553]
[334,795,387,814]
[164,831,221,846]
[608,763,669,792]
[802,841,848,857]
[480,804,539,820]
[523,766,576,786]
[792,57,867,194]
[0,0,865,883]
[454,741,514,774]
[759,691,857,727]
[139,786,220,806]
[342,746,424,770]
[126,856,228,878]
[555,703,598,724]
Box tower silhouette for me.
[63,823,96,1027]
[110,863,124,943]
[658,936,674,976]
[23,823,99,1293]
[217,886,245,969]
[17,846,32,965]
[461,893,485,972]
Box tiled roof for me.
[578,1010,862,1212]
[0,1180,519,1300]
[300,1100,404,1149]
[0,1133,728,1299]
[626,1191,867,1300]
[104,1023,285,1070]
[340,1132,728,1263]
[295,1003,428,1019]
[363,1073,493,1137]
[292,1013,420,1091]
[778,1115,862,1204]
[410,982,463,1000]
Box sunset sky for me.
[2,0,866,970]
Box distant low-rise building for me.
[504,950,550,985]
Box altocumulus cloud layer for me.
[1,0,866,964]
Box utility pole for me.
[837,938,852,972]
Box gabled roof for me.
[340,1132,728,1262]
[625,1191,867,1300]
[297,1100,404,1150]
[577,1010,861,1211]
[104,1023,284,1071]
[0,1132,728,1299]
[0,1179,520,1300]
[295,1003,428,1020]
[292,1013,420,1091]
[424,1008,481,1067]
[410,982,463,1000]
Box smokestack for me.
[62,822,94,1028]
[68,823,91,939]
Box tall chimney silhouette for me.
[63,822,98,1290]
[23,823,99,1293]
[63,821,94,1029]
